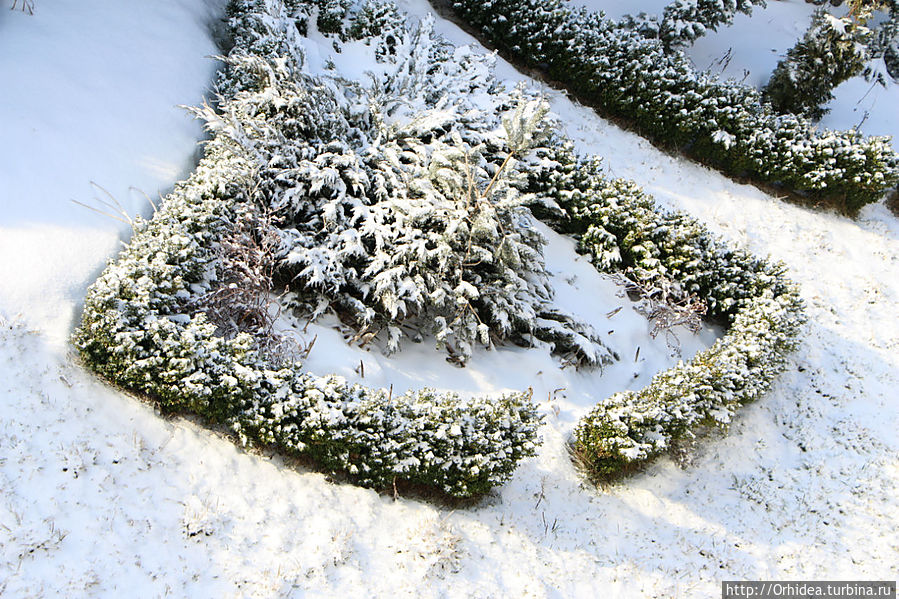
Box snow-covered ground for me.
[2,0,898,597]
[0,0,223,345]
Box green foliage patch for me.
[451,0,899,214]
[75,0,806,490]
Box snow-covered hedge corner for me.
[72,6,543,500]
[524,149,806,477]
[450,0,899,214]
[76,0,804,490]
[73,140,540,498]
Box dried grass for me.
[192,206,304,366]
[610,272,708,356]
[10,0,34,15]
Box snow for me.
[2,0,898,596]
[295,219,717,425]
[0,0,222,346]
[822,74,899,147]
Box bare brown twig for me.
[611,272,707,355]
[192,206,307,365]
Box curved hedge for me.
[72,0,543,499]
[522,145,805,477]
[450,0,899,214]
[75,0,806,489]
[73,136,541,498]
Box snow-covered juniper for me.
[623,0,767,49]
[205,7,616,367]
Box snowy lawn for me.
[1,0,897,597]
[0,0,222,345]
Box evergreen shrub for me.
[451,0,899,214]
[764,10,872,120]
[75,0,806,489]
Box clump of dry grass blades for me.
[10,0,34,15]
[193,206,303,366]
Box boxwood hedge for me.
[450,0,899,214]
[522,144,805,477]
[75,0,806,490]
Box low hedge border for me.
[521,144,805,477]
[73,136,542,498]
[75,0,806,490]
[449,0,899,214]
[72,0,542,499]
